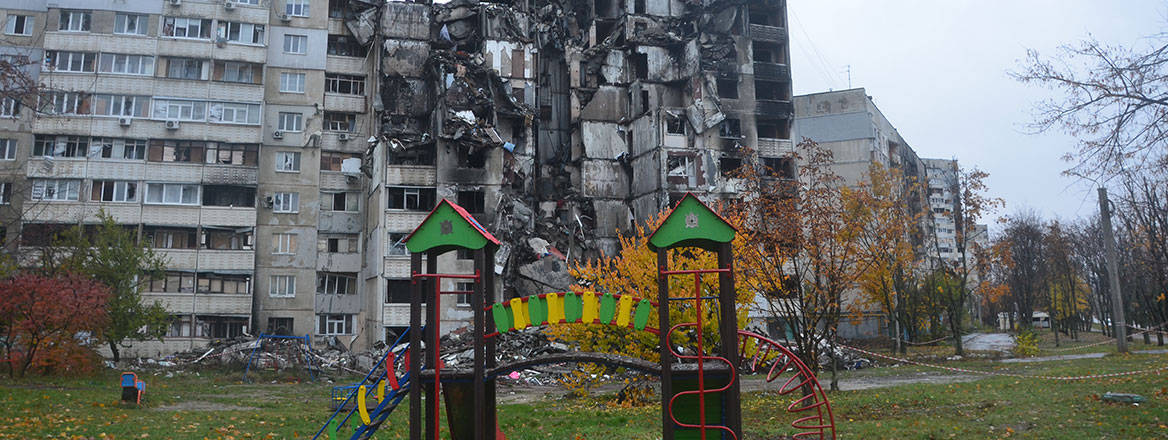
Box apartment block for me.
[0,0,792,355]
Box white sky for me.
[788,1,1167,223]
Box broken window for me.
[457,190,486,214]
[754,80,790,101]
[717,78,739,99]
[267,317,294,335]
[20,223,71,247]
[720,118,742,138]
[456,281,473,306]
[322,191,359,212]
[748,7,785,27]
[197,273,250,294]
[752,41,786,64]
[319,234,359,253]
[328,0,348,19]
[756,119,790,139]
[387,146,435,166]
[387,186,435,211]
[630,53,648,80]
[196,316,248,339]
[386,279,414,304]
[327,34,367,57]
[665,112,686,136]
[202,185,256,207]
[667,154,695,185]
[91,180,137,202]
[321,151,360,171]
[325,73,365,95]
[204,143,258,166]
[145,227,198,249]
[456,146,488,169]
[721,157,744,178]
[387,232,409,256]
[148,140,205,163]
[202,227,254,250]
[634,0,646,14]
[762,156,795,179]
[213,61,262,84]
[317,272,357,295]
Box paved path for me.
[962,332,1016,352]
[1000,348,1168,363]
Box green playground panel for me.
[671,373,732,440]
[489,293,656,333]
[599,292,616,324]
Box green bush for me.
[1013,330,1040,357]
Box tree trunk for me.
[1143,330,1151,345]
[1052,316,1060,347]
[829,346,839,392]
[949,308,964,356]
[109,340,121,363]
[1157,332,1163,346]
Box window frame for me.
[30,179,81,201]
[5,15,33,36]
[269,275,296,298]
[283,34,307,54]
[279,72,306,93]
[59,10,91,32]
[272,232,296,255]
[275,151,301,172]
[98,53,154,76]
[162,16,212,40]
[216,21,265,45]
[277,112,303,132]
[0,139,16,160]
[114,13,147,36]
[325,73,365,96]
[91,180,138,203]
[285,0,311,17]
[272,192,299,213]
[144,182,201,206]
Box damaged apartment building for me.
[0,0,791,355]
[360,0,794,344]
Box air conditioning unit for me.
[278,12,291,22]
[118,117,132,126]
[165,120,180,130]
[168,0,182,6]
[337,133,352,142]
[262,195,273,208]
[215,36,227,47]
[224,0,236,9]
[272,130,284,140]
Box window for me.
[216,21,265,45]
[667,154,695,183]
[33,135,87,158]
[152,98,207,121]
[322,192,358,212]
[5,15,32,35]
[756,119,789,139]
[197,273,250,295]
[162,17,212,39]
[387,187,435,211]
[286,0,311,17]
[114,13,147,35]
[275,151,301,172]
[323,112,356,132]
[754,80,789,101]
[329,0,349,18]
[719,118,741,138]
[273,232,296,254]
[0,139,15,160]
[267,317,294,335]
[325,73,364,95]
[59,10,91,32]
[94,95,150,117]
[91,180,137,202]
[720,156,743,178]
[43,51,96,72]
[318,314,354,335]
[204,143,258,166]
[167,315,192,337]
[201,228,253,250]
[319,234,358,253]
[327,34,366,57]
[0,98,17,117]
[41,91,92,115]
[457,190,485,214]
[149,271,196,293]
[279,72,306,93]
[201,185,256,207]
[216,61,261,84]
[317,272,356,295]
[272,192,299,213]
[98,54,154,75]
[386,279,413,303]
[164,57,205,80]
[31,179,81,201]
[320,151,358,171]
[146,227,196,249]
[717,78,739,99]
[195,316,248,339]
[751,41,786,64]
[455,282,473,306]
[147,140,205,163]
[278,112,303,132]
[209,102,262,124]
[0,182,11,205]
[269,275,296,297]
[145,183,200,205]
[283,34,307,54]
[387,232,409,256]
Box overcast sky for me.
[788,1,1167,224]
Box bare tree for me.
[1013,36,1168,180]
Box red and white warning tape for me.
[838,343,1168,381]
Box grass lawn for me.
[1,350,1166,439]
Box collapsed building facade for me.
[359,0,794,345]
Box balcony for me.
[198,250,255,271]
[145,163,202,183]
[320,171,362,190]
[383,304,425,327]
[142,291,252,315]
[753,62,790,81]
[385,166,437,186]
[324,94,367,113]
[749,24,787,43]
[384,257,412,278]
[25,158,86,178]
[200,206,256,227]
[755,99,794,118]
[203,165,259,185]
[757,138,793,157]
[157,249,198,269]
[317,252,362,272]
[326,56,368,75]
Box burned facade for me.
[361,0,794,345]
